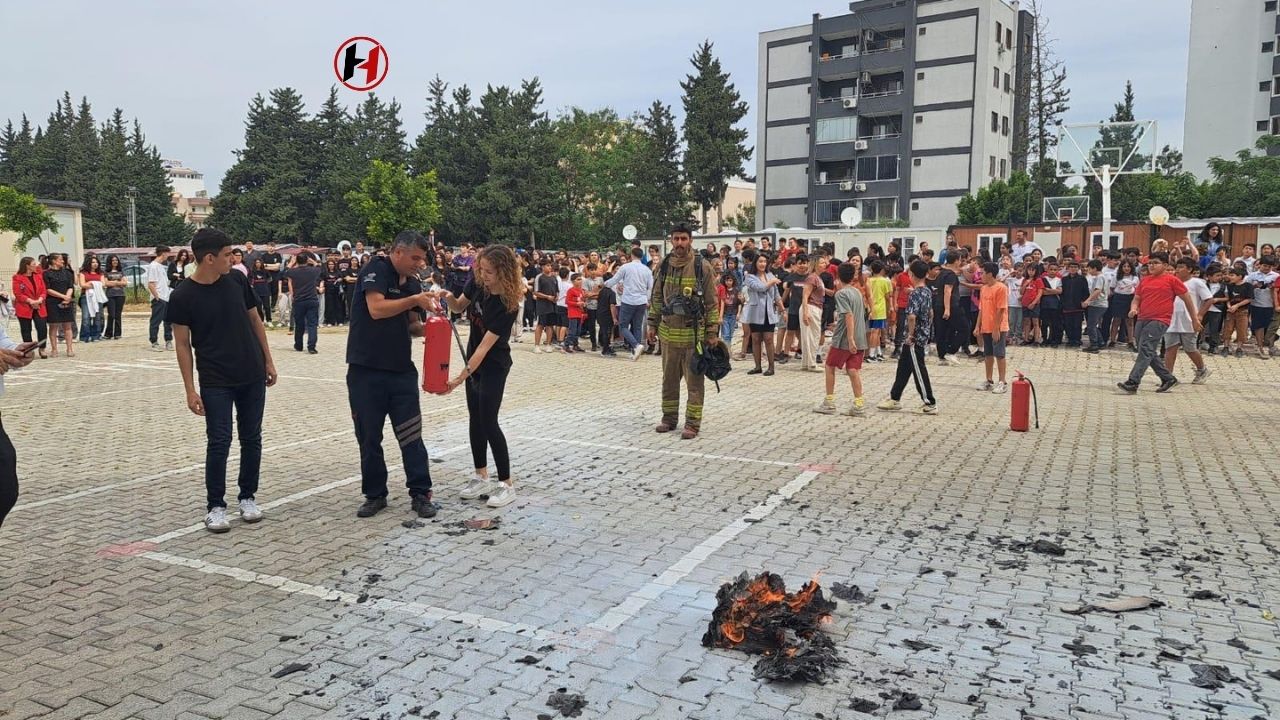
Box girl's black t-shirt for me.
[250,269,272,295]
[461,277,517,377]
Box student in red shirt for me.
[1118,252,1199,394]
[563,273,587,353]
[890,260,914,358]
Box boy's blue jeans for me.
[565,318,582,348]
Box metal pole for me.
[1100,165,1113,254]
[126,186,138,249]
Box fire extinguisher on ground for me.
[1010,371,1039,432]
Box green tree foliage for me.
[633,100,691,237]
[410,77,490,244]
[681,41,751,232]
[0,94,186,248]
[212,88,317,243]
[345,160,440,245]
[956,171,1036,224]
[0,184,60,252]
[553,108,645,249]
[1201,136,1280,216]
[1019,0,1072,209]
[722,202,756,232]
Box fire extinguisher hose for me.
[1026,375,1039,430]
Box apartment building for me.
[1183,0,1280,179]
[756,0,1032,230]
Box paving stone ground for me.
[2,316,1279,720]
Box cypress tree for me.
[680,41,751,232]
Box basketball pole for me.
[1100,164,1115,253]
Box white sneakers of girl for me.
[460,476,497,500]
[485,483,516,508]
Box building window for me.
[1090,232,1124,251]
[911,202,920,211]
[916,115,924,124]
[977,234,1007,258]
[917,71,925,80]
[1268,1,1278,11]
[1264,81,1274,92]
[989,156,997,177]
[913,158,922,167]
[1258,120,1270,132]
[1002,116,1010,136]
[991,112,1000,132]
[1006,28,1013,49]
[816,116,858,144]
[918,26,927,35]
[1265,41,1276,53]
[893,236,917,257]
[856,155,900,181]
[859,197,898,222]
[1004,73,1011,92]
[814,200,857,227]
[993,67,1001,88]
[1000,158,1007,177]
[1274,77,1280,95]
[1273,117,1280,135]
[996,21,1003,45]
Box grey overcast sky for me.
[1,0,1189,193]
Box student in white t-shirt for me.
[144,245,175,351]
[1003,260,1022,343]
[1163,257,1212,383]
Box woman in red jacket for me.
[12,256,48,358]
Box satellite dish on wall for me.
[337,240,352,253]
[622,224,638,241]
[1148,206,1170,226]
[840,207,862,228]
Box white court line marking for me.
[276,375,345,383]
[138,549,567,645]
[141,443,471,545]
[12,404,463,513]
[4,381,186,409]
[515,436,802,468]
[587,469,822,633]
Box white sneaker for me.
[460,476,496,500]
[876,399,901,411]
[532,344,542,354]
[813,400,837,415]
[844,402,866,417]
[992,382,1008,394]
[1192,367,1212,384]
[939,356,958,366]
[164,341,174,351]
[204,507,230,533]
[631,345,643,361]
[486,483,516,508]
[238,498,264,523]
[151,342,163,352]
[975,380,994,391]
[919,404,938,415]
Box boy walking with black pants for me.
[879,260,938,414]
[167,229,278,533]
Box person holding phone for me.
[0,323,38,529]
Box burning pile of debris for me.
[701,571,842,683]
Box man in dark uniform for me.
[347,230,441,519]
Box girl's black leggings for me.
[466,368,510,481]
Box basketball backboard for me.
[1055,121,1158,179]
[1043,196,1090,224]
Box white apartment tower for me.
[1183,0,1280,179]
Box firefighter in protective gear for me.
[646,223,721,439]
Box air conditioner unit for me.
[854,182,868,192]
[839,180,855,192]
[854,139,869,151]
[860,72,872,83]
[818,171,829,184]
[842,97,858,110]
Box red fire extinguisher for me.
[421,315,453,394]
[1010,371,1039,432]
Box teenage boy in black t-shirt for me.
[168,228,277,534]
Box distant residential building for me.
[1183,0,1280,179]
[163,158,210,228]
[0,199,85,277]
[756,0,1033,230]
[702,177,757,235]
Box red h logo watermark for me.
[334,37,388,91]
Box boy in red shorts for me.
[814,262,867,416]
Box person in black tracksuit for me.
[347,231,440,520]
[439,245,522,509]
